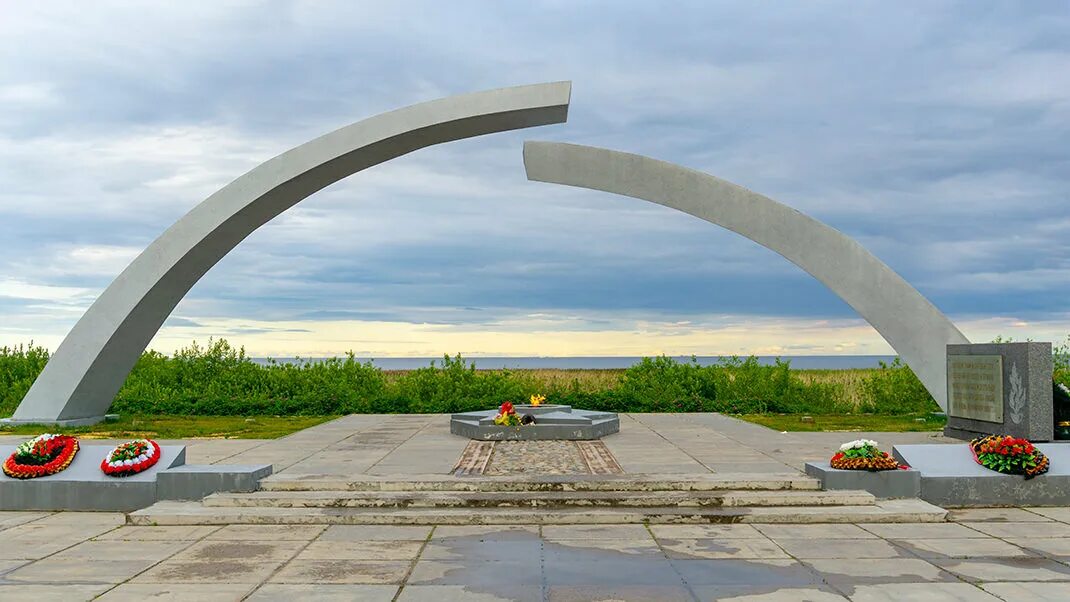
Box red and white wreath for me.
[100,439,161,477]
[2,434,79,479]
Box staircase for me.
[128,473,947,525]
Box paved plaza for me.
[3,509,1070,600]
[3,414,1068,600]
[1,413,961,479]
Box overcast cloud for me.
[1,1,1069,357]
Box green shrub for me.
[0,338,929,417]
[1053,335,1070,382]
[615,356,718,412]
[0,343,50,416]
[858,358,938,414]
[112,339,388,416]
[391,354,538,413]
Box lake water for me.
[252,355,898,370]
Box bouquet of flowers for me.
[494,402,522,427]
[971,435,1049,479]
[2,434,80,479]
[830,439,900,471]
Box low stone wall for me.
[894,443,1070,507]
[804,462,920,499]
[0,444,272,511]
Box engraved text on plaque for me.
[947,355,1004,423]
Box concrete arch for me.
[523,141,967,410]
[11,82,571,425]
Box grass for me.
[0,414,337,439]
[737,412,947,432]
[385,368,628,394]
[793,369,872,407]
[420,367,871,398]
[0,413,946,439]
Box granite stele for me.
[7,82,572,426]
[944,342,1054,441]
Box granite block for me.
[804,462,920,499]
[157,464,273,501]
[946,342,1053,441]
[894,443,1070,506]
[0,445,185,511]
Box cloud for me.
[1,1,1069,356]
[0,279,92,303]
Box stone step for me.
[203,489,874,509]
[258,473,821,493]
[129,498,946,526]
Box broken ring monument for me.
[5,80,1070,516]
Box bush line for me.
[0,339,946,417]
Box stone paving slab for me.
[247,584,398,601]
[400,584,543,601]
[658,537,790,559]
[268,559,411,584]
[296,539,424,560]
[846,582,1002,601]
[692,585,847,601]
[1009,537,1070,557]
[858,522,988,539]
[931,557,1070,583]
[547,584,692,601]
[0,583,113,602]
[947,507,1051,522]
[545,538,663,559]
[97,583,256,601]
[892,537,1035,559]
[981,582,1070,602]
[803,557,957,587]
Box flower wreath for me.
[100,439,161,477]
[970,435,1049,479]
[830,439,901,471]
[2,434,79,479]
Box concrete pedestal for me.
[0,444,272,511]
[804,462,920,499]
[451,405,619,440]
[0,444,185,511]
[894,443,1070,507]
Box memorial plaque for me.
[947,355,1003,423]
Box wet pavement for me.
[1,510,1070,600]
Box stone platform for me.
[804,461,921,499]
[894,442,1070,507]
[0,443,272,511]
[450,404,619,440]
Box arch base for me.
[1,414,117,427]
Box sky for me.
[1,1,1069,359]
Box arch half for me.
[11,82,571,425]
[523,141,967,410]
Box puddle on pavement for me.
[401,527,841,601]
